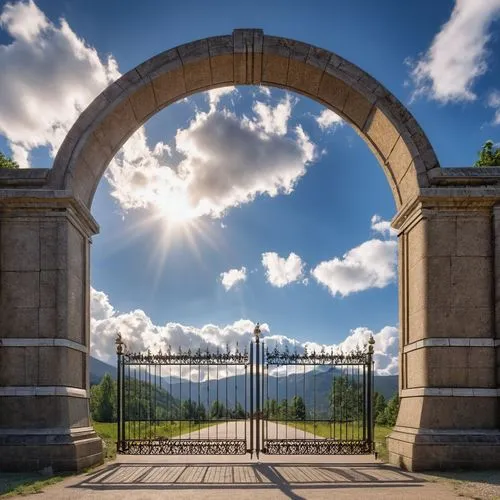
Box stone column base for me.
[388,426,500,471]
[0,427,103,472]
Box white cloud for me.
[371,215,397,238]
[262,252,305,287]
[206,86,237,111]
[408,0,500,103]
[220,266,247,291]
[90,287,398,375]
[108,102,317,219]
[0,2,317,224]
[257,86,272,98]
[311,239,397,297]
[246,94,293,136]
[315,109,343,131]
[0,0,120,165]
[0,0,48,43]
[488,90,500,125]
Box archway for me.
[0,30,498,472]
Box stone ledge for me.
[0,338,87,353]
[401,387,500,397]
[0,386,87,397]
[388,427,500,471]
[404,337,496,353]
[0,429,103,472]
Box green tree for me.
[279,399,289,420]
[210,400,226,419]
[181,399,198,420]
[377,394,399,427]
[474,140,500,167]
[0,152,19,169]
[90,373,116,422]
[233,402,246,419]
[373,392,387,422]
[290,395,306,421]
[329,375,362,422]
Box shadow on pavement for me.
[72,462,424,498]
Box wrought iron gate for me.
[115,326,374,456]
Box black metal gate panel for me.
[116,338,249,455]
[256,330,375,456]
[114,326,374,456]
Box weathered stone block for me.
[427,216,456,258]
[387,137,413,183]
[129,81,156,123]
[0,307,39,338]
[451,256,492,308]
[38,347,84,388]
[456,216,492,257]
[262,53,289,85]
[209,54,234,84]
[0,347,38,386]
[183,60,212,92]
[93,99,138,153]
[343,90,372,129]
[287,58,324,96]
[317,73,349,111]
[364,107,399,159]
[39,270,57,308]
[39,307,56,338]
[151,67,186,107]
[0,221,40,272]
[0,271,39,309]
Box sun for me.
[157,191,197,226]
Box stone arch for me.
[49,29,439,210]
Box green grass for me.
[0,474,67,498]
[93,420,218,460]
[287,421,393,462]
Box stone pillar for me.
[0,193,103,472]
[388,199,500,470]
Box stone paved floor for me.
[26,461,469,499]
[5,423,498,499]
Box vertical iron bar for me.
[260,342,265,452]
[249,341,253,457]
[116,343,122,453]
[121,354,126,447]
[255,335,260,459]
[244,363,247,449]
[363,363,366,442]
[367,338,374,453]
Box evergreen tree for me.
[373,392,387,422]
[290,395,306,421]
[234,402,246,419]
[210,400,226,419]
[90,373,116,422]
[377,394,399,427]
[279,399,289,420]
[329,375,362,422]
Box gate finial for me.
[253,323,261,342]
[368,334,375,354]
[115,332,125,354]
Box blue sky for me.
[1,0,500,373]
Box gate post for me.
[254,323,261,459]
[115,334,124,453]
[0,193,103,471]
[366,335,375,453]
[388,196,500,470]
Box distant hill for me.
[90,356,116,385]
[90,356,398,409]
